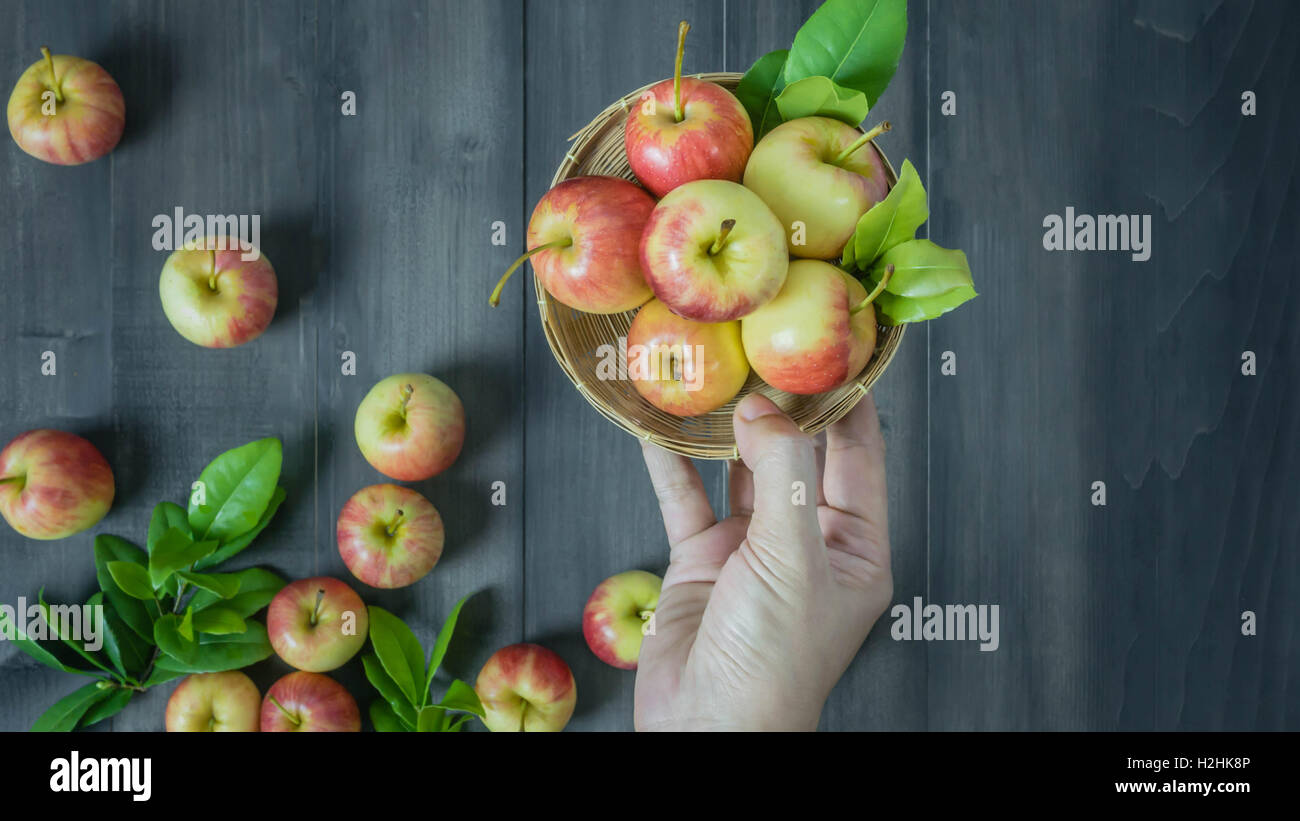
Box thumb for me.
[733,394,823,569]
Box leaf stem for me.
[850,264,895,316]
[708,219,736,255]
[489,237,573,307]
[40,47,64,103]
[673,21,690,122]
[833,121,891,165]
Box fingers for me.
[822,393,888,527]
[732,394,823,562]
[641,441,717,546]
[727,457,754,518]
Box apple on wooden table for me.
[354,373,465,482]
[165,671,261,732]
[582,570,662,670]
[260,671,361,732]
[0,429,114,540]
[337,483,444,589]
[267,576,370,673]
[640,179,788,322]
[627,298,749,417]
[159,237,278,348]
[475,643,577,732]
[7,47,124,165]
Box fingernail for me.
[737,394,779,422]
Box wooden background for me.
[0,0,1295,731]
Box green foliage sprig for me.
[1,438,288,731]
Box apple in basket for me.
[627,298,749,417]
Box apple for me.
[354,373,465,481]
[0,429,113,540]
[260,672,361,732]
[624,21,752,197]
[490,176,654,314]
[626,298,749,416]
[743,117,893,259]
[159,237,278,348]
[639,179,788,322]
[337,483,444,589]
[582,570,662,670]
[267,577,369,673]
[475,643,577,732]
[741,259,891,395]
[7,47,124,165]
[165,671,261,732]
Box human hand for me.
[635,392,893,731]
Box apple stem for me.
[40,47,64,104]
[673,20,690,123]
[833,121,892,165]
[0,476,22,486]
[207,250,220,292]
[850,264,895,315]
[310,588,325,627]
[386,509,405,537]
[708,219,736,255]
[489,237,573,307]
[268,695,301,727]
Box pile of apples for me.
[493,22,898,417]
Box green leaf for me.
[369,700,406,733]
[195,485,285,571]
[149,527,219,588]
[31,682,113,732]
[93,535,154,643]
[188,438,283,544]
[37,589,117,680]
[363,655,418,728]
[425,594,471,693]
[178,606,195,641]
[784,0,908,108]
[79,687,133,728]
[147,501,191,553]
[416,706,447,733]
[775,75,870,127]
[153,622,274,673]
[175,570,241,600]
[86,594,152,680]
[446,714,473,732]
[190,567,285,617]
[155,614,198,665]
[107,562,155,601]
[865,240,977,325]
[0,609,98,677]
[143,666,183,687]
[872,285,978,325]
[844,159,928,269]
[735,49,789,139]
[437,679,485,718]
[191,607,246,636]
[367,606,424,706]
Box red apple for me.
[0,429,113,540]
[354,373,464,481]
[475,643,577,732]
[741,259,885,395]
[337,483,444,589]
[165,671,261,732]
[627,298,749,416]
[490,176,654,314]
[267,577,370,673]
[582,570,662,670]
[260,672,360,732]
[624,21,752,197]
[159,237,278,348]
[640,179,788,322]
[7,47,124,165]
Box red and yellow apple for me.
[582,570,662,670]
[165,671,261,732]
[260,672,361,732]
[640,179,788,322]
[627,298,749,416]
[624,22,752,197]
[337,483,444,589]
[743,117,892,259]
[354,373,464,481]
[742,260,882,395]
[491,176,654,314]
[475,643,577,732]
[0,429,113,540]
[158,238,278,348]
[267,577,369,673]
[7,47,124,165]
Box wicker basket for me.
[536,71,905,459]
